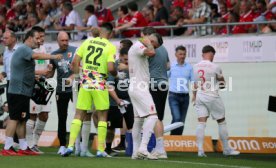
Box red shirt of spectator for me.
[6,9,16,21]
[117,14,134,37]
[226,0,233,9]
[262,10,274,20]
[173,0,193,18]
[233,10,257,34]
[130,11,148,37]
[172,0,185,8]
[95,8,114,26]
[222,12,230,22]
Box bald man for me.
[48,31,77,155]
[0,31,18,96]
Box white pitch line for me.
[111,157,253,168]
[47,152,252,168]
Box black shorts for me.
[8,93,30,121]
[107,104,134,129]
[150,84,168,121]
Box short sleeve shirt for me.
[148,45,169,86]
[87,14,98,27]
[95,8,114,26]
[76,37,116,90]
[128,40,149,89]
[51,46,77,93]
[193,60,223,97]
[33,45,49,71]
[8,44,35,97]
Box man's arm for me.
[108,62,117,77]
[115,22,135,33]
[32,53,62,60]
[216,66,225,89]
[217,75,226,89]
[183,16,207,24]
[62,24,75,31]
[108,85,123,105]
[72,54,81,75]
[141,37,155,57]
[192,83,198,106]
[166,54,170,70]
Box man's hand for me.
[65,74,75,85]
[0,73,5,82]
[118,63,128,71]
[76,26,83,31]
[140,36,151,46]
[45,64,53,76]
[114,28,120,35]
[116,99,124,106]
[192,95,196,106]
[54,24,62,31]
[54,54,63,60]
[47,64,53,71]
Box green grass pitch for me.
[0,147,276,168]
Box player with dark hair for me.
[193,45,240,157]
[0,29,61,156]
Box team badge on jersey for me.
[67,52,72,58]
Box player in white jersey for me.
[193,45,240,157]
[128,33,162,160]
[26,26,52,153]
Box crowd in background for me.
[0,0,276,40]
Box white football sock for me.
[33,119,46,147]
[139,115,158,152]
[4,137,14,150]
[155,137,165,153]
[26,119,35,147]
[81,121,91,152]
[19,139,28,150]
[196,122,206,152]
[132,117,144,155]
[75,133,81,152]
[218,120,230,151]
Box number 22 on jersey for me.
[85,46,103,66]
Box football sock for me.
[4,137,14,150]
[97,121,107,152]
[139,115,158,152]
[218,120,230,151]
[33,119,46,147]
[196,122,206,152]
[26,119,35,147]
[75,132,81,152]
[132,118,143,154]
[19,139,28,150]
[81,121,91,152]
[156,137,165,153]
[68,119,82,148]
